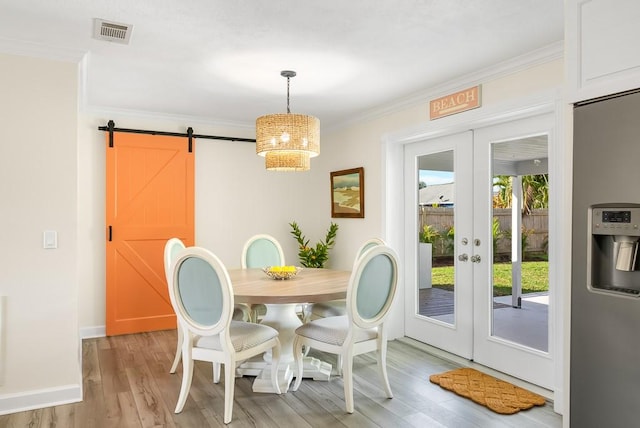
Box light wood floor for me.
[0,330,562,427]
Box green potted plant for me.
[289,221,339,268]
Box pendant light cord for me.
[281,70,296,114]
[286,76,291,114]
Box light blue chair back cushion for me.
[177,256,223,326]
[356,254,394,319]
[246,239,282,267]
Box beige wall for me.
[0,53,81,410]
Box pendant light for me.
[255,70,320,171]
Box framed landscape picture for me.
[330,167,364,218]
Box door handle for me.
[471,254,481,263]
[458,253,469,262]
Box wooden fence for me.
[419,207,548,257]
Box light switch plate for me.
[43,230,57,249]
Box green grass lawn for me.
[431,261,549,296]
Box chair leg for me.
[271,339,282,394]
[291,335,305,391]
[170,324,183,374]
[174,345,193,413]
[336,354,343,376]
[377,337,393,398]
[223,360,236,424]
[213,362,221,384]
[343,348,355,414]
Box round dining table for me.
[228,267,351,393]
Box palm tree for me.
[493,174,548,213]
[522,174,549,214]
[493,175,513,208]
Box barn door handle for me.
[108,225,112,242]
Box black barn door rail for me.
[99,120,256,149]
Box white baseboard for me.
[80,325,105,339]
[0,384,82,415]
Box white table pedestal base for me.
[235,303,333,393]
[237,356,332,393]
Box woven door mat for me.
[429,368,546,415]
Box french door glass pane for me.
[490,137,549,351]
[417,150,455,325]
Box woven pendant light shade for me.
[256,113,320,171]
[255,71,320,171]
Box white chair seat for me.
[196,321,279,352]
[295,315,378,346]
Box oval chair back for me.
[241,234,285,268]
[305,237,387,324]
[169,247,233,338]
[346,245,398,330]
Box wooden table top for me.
[228,268,351,304]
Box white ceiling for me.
[0,0,564,129]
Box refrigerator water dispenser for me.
[588,204,640,297]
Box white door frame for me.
[381,90,568,413]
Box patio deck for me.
[418,287,549,351]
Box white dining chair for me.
[305,238,386,322]
[241,234,287,322]
[168,246,282,424]
[164,238,250,374]
[291,244,399,414]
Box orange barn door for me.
[106,131,194,336]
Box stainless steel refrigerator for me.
[572,89,640,427]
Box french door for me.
[404,131,474,358]
[404,114,554,389]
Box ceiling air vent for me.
[93,18,133,44]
